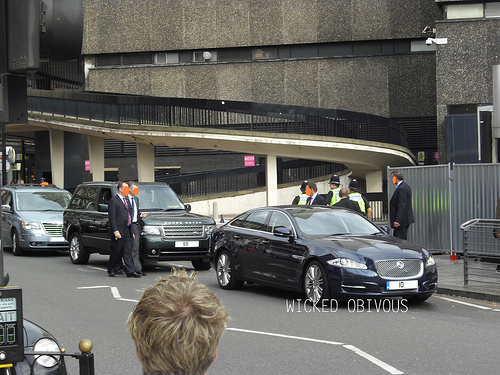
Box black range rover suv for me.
[63,182,216,270]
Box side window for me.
[230,213,249,228]
[242,211,269,231]
[268,212,293,234]
[98,188,112,205]
[2,192,12,209]
[69,187,86,209]
[84,187,99,211]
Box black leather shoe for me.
[115,270,124,275]
[108,273,116,277]
[127,272,141,278]
[140,271,147,276]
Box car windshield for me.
[137,185,185,211]
[289,207,381,236]
[16,191,72,211]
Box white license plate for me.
[50,237,66,242]
[386,280,418,290]
[175,241,199,248]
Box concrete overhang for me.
[14,115,416,177]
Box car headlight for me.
[327,258,368,269]
[142,225,162,236]
[34,338,60,368]
[22,221,41,230]
[204,224,216,236]
[426,255,436,267]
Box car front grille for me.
[375,259,423,279]
[162,224,204,238]
[42,223,63,236]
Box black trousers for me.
[108,230,134,274]
[393,226,409,240]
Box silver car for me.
[1,185,72,255]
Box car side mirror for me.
[379,225,389,234]
[184,204,191,212]
[1,204,11,213]
[273,226,293,237]
[97,203,108,212]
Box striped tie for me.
[123,197,131,226]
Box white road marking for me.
[77,285,138,303]
[226,327,344,345]
[226,327,403,374]
[343,345,404,375]
[435,295,493,310]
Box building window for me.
[446,3,484,19]
[485,2,500,18]
[154,53,180,64]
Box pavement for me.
[434,254,500,302]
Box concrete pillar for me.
[266,155,278,206]
[137,143,155,182]
[49,129,64,187]
[88,136,105,181]
[365,170,383,192]
[493,65,500,139]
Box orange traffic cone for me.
[450,249,457,261]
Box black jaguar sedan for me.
[210,206,437,303]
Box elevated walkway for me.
[9,90,416,200]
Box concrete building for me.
[19,0,500,192]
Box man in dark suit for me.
[108,181,140,278]
[390,171,415,240]
[128,182,147,276]
[307,182,327,205]
[333,188,362,214]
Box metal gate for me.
[388,163,500,253]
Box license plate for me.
[50,237,66,242]
[175,241,199,248]
[386,280,418,290]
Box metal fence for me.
[388,163,500,253]
[460,219,500,286]
[27,89,409,148]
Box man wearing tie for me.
[128,182,147,276]
[307,182,327,205]
[108,181,140,278]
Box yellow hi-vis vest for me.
[349,192,366,214]
[297,193,309,205]
[330,187,341,205]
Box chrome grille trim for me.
[376,259,423,279]
[162,224,204,238]
[42,223,63,236]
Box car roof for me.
[1,185,70,193]
[78,181,168,186]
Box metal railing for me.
[27,89,410,148]
[460,219,500,286]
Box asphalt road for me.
[3,249,500,375]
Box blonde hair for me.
[127,269,229,375]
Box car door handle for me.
[261,240,270,245]
[233,235,241,240]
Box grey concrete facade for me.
[82,0,441,120]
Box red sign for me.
[85,160,91,171]
[244,155,255,167]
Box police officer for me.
[292,180,310,205]
[326,175,341,206]
[348,179,372,220]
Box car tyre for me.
[11,230,25,256]
[216,250,244,290]
[69,233,90,264]
[303,261,330,304]
[192,258,211,270]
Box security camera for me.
[425,38,433,46]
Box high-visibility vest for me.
[297,193,309,205]
[349,192,366,214]
[329,187,341,205]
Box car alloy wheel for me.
[69,233,90,264]
[11,231,24,256]
[304,261,329,304]
[216,250,243,290]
